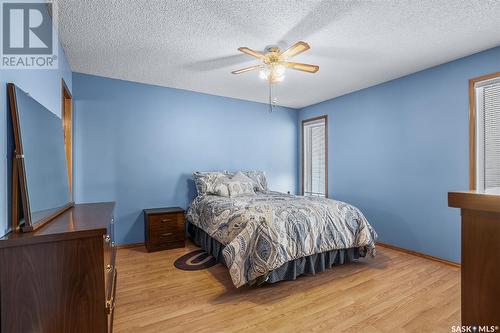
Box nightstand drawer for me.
[149,213,183,232]
[150,228,182,244]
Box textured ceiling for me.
[56,0,500,108]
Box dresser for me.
[448,191,500,327]
[144,207,185,252]
[0,202,116,333]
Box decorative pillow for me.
[230,171,254,184]
[226,181,255,197]
[213,182,230,197]
[193,171,230,196]
[243,171,268,192]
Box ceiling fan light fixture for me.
[259,63,286,82]
[259,68,269,80]
[274,63,286,76]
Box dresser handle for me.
[106,299,115,314]
[160,232,174,237]
[106,264,113,271]
[160,218,173,223]
[104,235,111,243]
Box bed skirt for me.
[188,222,364,286]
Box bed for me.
[186,171,378,287]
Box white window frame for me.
[472,73,500,192]
[302,115,328,197]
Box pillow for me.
[193,171,230,196]
[230,171,254,183]
[243,171,268,192]
[213,182,230,197]
[226,180,255,197]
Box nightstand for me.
[144,207,185,252]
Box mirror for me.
[8,83,72,231]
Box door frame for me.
[61,78,73,196]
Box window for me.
[471,72,500,192]
[302,116,328,197]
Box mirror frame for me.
[8,83,73,232]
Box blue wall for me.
[299,46,500,263]
[0,38,72,237]
[2,18,498,262]
[73,73,299,245]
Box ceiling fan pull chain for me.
[269,82,273,113]
[271,83,278,112]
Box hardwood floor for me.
[114,242,460,333]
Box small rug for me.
[174,249,218,271]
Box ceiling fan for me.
[231,41,319,83]
[231,41,319,112]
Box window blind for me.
[483,82,500,190]
[303,118,326,197]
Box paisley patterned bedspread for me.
[186,191,377,287]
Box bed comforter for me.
[186,191,377,287]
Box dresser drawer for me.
[144,208,185,252]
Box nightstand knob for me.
[104,235,111,243]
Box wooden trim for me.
[11,155,19,232]
[116,242,144,250]
[377,242,460,268]
[61,79,73,195]
[8,83,32,228]
[468,71,500,190]
[301,115,328,197]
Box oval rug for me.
[174,250,218,271]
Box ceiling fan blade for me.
[238,47,264,59]
[281,41,310,59]
[231,65,263,74]
[285,61,319,73]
